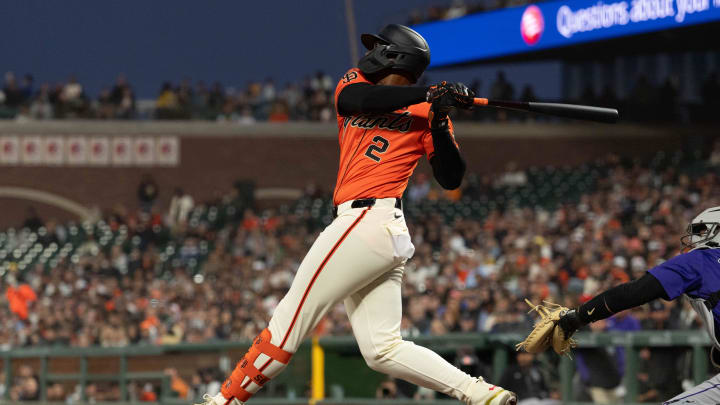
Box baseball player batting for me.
[196,24,517,405]
[546,206,720,404]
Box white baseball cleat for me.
[467,377,517,405]
[194,394,243,405]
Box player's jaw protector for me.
[357,24,430,83]
[681,206,720,252]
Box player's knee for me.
[359,335,404,372]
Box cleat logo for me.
[489,385,496,391]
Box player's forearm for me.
[336,83,428,116]
[429,122,466,190]
[577,273,669,324]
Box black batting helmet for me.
[357,24,430,83]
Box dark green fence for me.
[3,331,711,404]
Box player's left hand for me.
[516,299,578,357]
[557,308,585,340]
[427,82,474,127]
[427,81,475,109]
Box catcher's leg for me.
[663,373,720,404]
[205,207,398,405]
[345,265,516,405]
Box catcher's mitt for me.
[515,299,577,357]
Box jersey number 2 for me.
[364,136,389,162]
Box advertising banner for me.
[414,0,720,66]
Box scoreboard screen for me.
[413,0,720,67]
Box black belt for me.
[333,198,402,218]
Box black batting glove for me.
[426,82,475,127]
[557,309,586,340]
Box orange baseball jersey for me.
[333,68,455,205]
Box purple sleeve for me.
[648,251,704,300]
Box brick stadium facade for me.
[0,121,694,228]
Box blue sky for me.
[0,0,561,99]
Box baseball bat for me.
[473,98,619,123]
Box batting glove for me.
[427,82,474,127]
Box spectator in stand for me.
[208,81,225,113]
[496,161,527,187]
[156,82,180,119]
[2,72,25,109]
[268,100,290,122]
[46,382,65,401]
[635,345,683,402]
[177,78,194,118]
[10,365,40,401]
[20,74,34,101]
[445,0,468,19]
[259,78,276,118]
[140,383,158,402]
[137,174,159,213]
[490,71,514,121]
[97,87,115,119]
[574,321,622,404]
[499,352,557,405]
[408,172,432,202]
[22,206,43,231]
[29,83,53,119]
[59,75,87,117]
[520,85,536,103]
[606,310,640,381]
[117,87,136,119]
[5,272,37,321]
[166,367,190,399]
[110,74,136,119]
[168,187,195,230]
[598,83,619,109]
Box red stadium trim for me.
[241,208,369,390]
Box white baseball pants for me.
[664,373,720,404]
[243,198,478,402]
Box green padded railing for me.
[2,330,711,404]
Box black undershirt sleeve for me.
[578,272,670,324]
[429,122,466,190]
[336,83,428,116]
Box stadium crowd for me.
[3,149,717,348]
[2,69,719,124]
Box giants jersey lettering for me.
[333,68,455,205]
